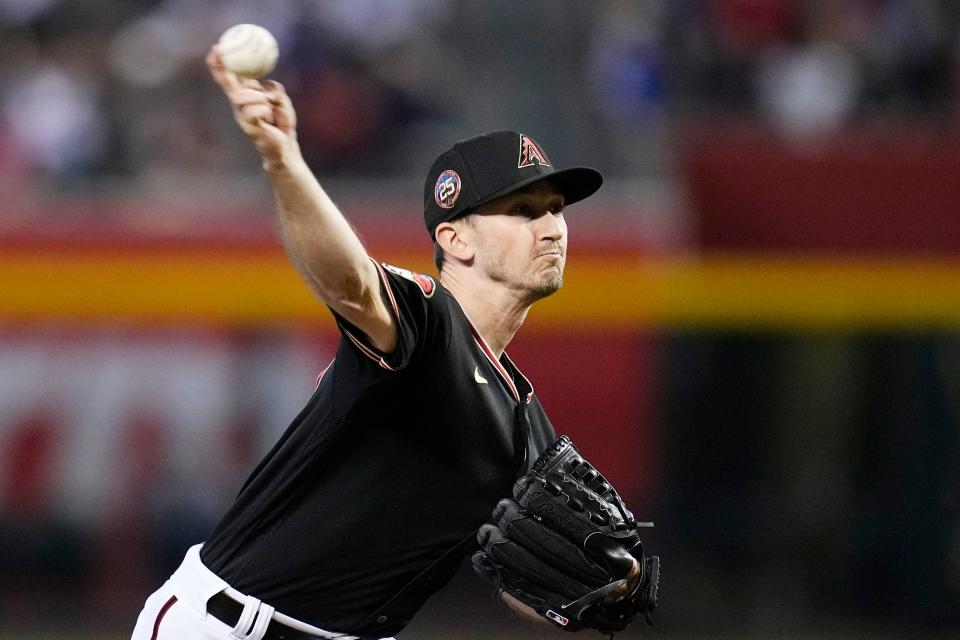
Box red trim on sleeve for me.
[341,329,398,371]
[337,258,404,371]
[372,261,402,318]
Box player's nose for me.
[535,210,566,241]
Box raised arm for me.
[206,46,397,354]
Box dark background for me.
[1,1,958,638]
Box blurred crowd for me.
[1,0,960,193]
[669,0,960,131]
[3,3,960,637]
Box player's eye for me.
[513,203,532,216]
[549,203,565,215]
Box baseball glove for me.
[473,436,659,634]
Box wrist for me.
[262,141,303,175]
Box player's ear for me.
[435,220,475,264]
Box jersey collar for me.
[464,316,534,405]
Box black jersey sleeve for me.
[332,260,439,372]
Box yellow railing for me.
[2,249,959,330]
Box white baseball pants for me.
[131,544,390,640]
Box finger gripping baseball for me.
[474,436,661,633]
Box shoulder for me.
[379,263,437,299]
[374,261,461,352]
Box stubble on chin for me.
[528,269,563,301]
[484,248,564,303]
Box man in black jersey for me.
[131,46,621,640]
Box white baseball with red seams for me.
[217,24,278,79]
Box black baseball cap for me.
[423,130,603,238]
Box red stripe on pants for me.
[151,595,178,640]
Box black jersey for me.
[200,261,556,635]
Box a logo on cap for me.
[518,134,550,168]
[434,169,461,209]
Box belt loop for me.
[245,602,274,640]
[228,595,261,639]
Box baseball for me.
[217,24,278,79]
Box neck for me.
[440,268,532,358]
